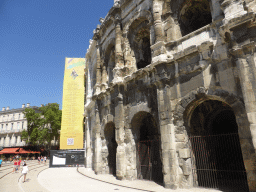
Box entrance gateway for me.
[132,112,163,184]
[189,100,249,192]
[137,113,163,183]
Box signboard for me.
[60,58,85,149]
[49,150,85,167]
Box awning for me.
[0,148,19,154]
[0,148,41,154]
[18,148,40,154]
[18,148,31,154]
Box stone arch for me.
[103,38,115,85]
[100,121,117,175]
[173,87,255,189]
[128,111,163,183]
[123,10,154,71]
[103,38,115,59]
[128,105,151,125]
[170,0,212,36]
[123,10,153,35]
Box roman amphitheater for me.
[83,0,256,191]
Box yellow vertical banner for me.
[60,58,85,149]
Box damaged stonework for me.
[82,0,256,191]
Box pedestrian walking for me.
[38,156,40,164]
[21,163,28,183]
[18,159,21,170]
[22,160,26,166]
[44,156,47,164]
[0,158,2,168]
[40,156,44,164]
[13,159,18,173]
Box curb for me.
[77,167,153,192]
[37,166,49,178]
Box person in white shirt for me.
[44,156,47,164]
[21,163,29,183]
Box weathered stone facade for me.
[84,0,256,191]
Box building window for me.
[6,124,8,129]
[22,122,24,129]
[128,19,152,70]
[18,113,20,119]
[11,123,13,130]
[17,122,20,129]
[179,0,212,36]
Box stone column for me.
[220,0,247,24]
[153,0,165,43]
[114,92,126,180]
[86,60,93,103]
[123,34,136,75]
[165,15,182,42]
[94,105,102,174]
[151,1,167,64]
[101,65,108,91]
[95,43,102,95]
[85,117,92,168]
[231,42,256,191]
[156,82,179,189]
[231,43,256,146]
[113,15,125,84]
[210,0,224,21]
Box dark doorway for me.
[136,113,163,184]
[104,122,117,176]
[189,100,249,192]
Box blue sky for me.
[0,0,114,110]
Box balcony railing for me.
[0,129,21,134]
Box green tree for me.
[39,103,62,150]
[21,103,62,150]
[21,108,43,145]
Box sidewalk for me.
[77,167,221,192]
[18,164,49,192]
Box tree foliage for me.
[21,103,62,149]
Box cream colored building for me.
[0,103,39,148]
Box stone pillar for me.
[114,92,126,180]
[163,0,182,42]
[165,16,182,42]
[113,15,125,84]
[85,117,92,168]
[101,65,108,91]
[94,105,102,174]
[231,42,256,191]
[153,0,165,42]
[156,82,179,189]
[95,43,102,95]
[86,62,93,103]
[123,34,136,75]
[210,0,224,21]
[151,1,167,64]
[220,0,247,24]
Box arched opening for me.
[128,19,152,70]
[179,0,212,36]
[104,122,117,176]
[131,112,163,184]
[189,100,249,191]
